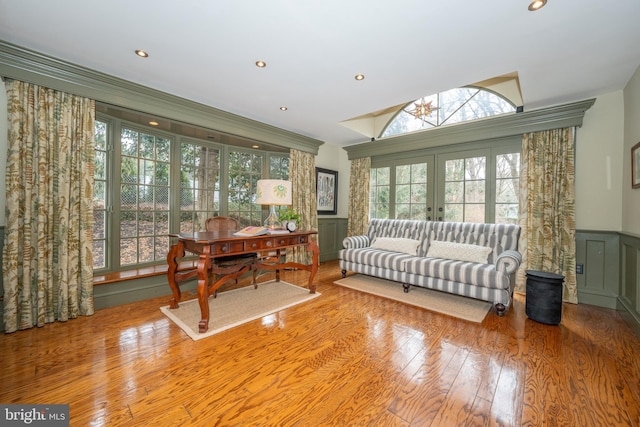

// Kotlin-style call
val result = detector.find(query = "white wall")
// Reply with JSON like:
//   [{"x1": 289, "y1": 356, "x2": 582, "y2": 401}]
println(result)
[
  {"x1": 575, "y1": 91, "x2": 625, "y2": 231},
  {"x1": 315, "y1": 143, "x2": 350, "y2": 218},
  {"x1": 623, "y1": 64, "x2": 640, "y2": 236}
]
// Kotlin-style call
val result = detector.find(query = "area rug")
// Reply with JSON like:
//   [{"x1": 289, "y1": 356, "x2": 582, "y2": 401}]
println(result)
[
  {"x1": 334, "y1": 275, "x2": 491, "y2": 323},
  {"x1": 160, "y1": 280, "x2": 320, "y2": 341}
]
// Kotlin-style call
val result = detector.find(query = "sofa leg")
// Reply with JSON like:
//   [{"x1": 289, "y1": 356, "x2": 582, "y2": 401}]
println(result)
[
  {"x1": 495, "y1": 303, "x2": 506, "y2": 316},
  {"x1": 403, "y1": 283, "x2": 410, "y2": 293},
  {"x1": 341, "y1": 269, "x2": 346, "y2": 278}
]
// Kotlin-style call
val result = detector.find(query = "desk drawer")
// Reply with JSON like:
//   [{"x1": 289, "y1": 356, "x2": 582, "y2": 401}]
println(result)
[
  {"x1": 246, "y1": 239, "x2": 273, "y2": 251},
  {"x1": 294, "y1": 235, "x2": 309, "y2": 244},
  {"x1": 213, "y1": 241, "x2": 245, "y2": 255}
]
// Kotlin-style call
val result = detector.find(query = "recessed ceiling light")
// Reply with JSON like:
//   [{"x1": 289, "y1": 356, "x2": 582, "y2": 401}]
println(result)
[
  {"x1": 149, "y1": 121, "x2": 158, "y2": 126},
  {"x1": 355, "y1": 74, "x2": 365, "y2": 81},
  {"x1": 255, "y1": 60, "x2": 267, "y2": 68},
  {"x1": 280, "y1": 106, "x2": 288, "y2": 111},
  {"x1": 252, "y1": 144, "x2": 260, "y2": 149},
  {"x1": 528, "y1": 0, "x2": 547, "y2": 11},
  {"x1": 135, "y1": 49, "x2": 149, "y2": 58}
]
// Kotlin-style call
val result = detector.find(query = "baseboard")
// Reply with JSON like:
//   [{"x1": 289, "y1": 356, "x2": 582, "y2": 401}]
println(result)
[
  {"x1": 617, "y1": 296, "x2": 640, "y2": 339},
  {"x1": 93, "y1": 276, "x2": 197, "y2": 310},
  {"x1": 577, "y1": 289, "x2": 619, "y2": 309}
]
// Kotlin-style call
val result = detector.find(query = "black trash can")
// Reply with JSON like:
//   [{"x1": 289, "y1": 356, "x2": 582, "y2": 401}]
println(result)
[{"x1": 525, "y1": 270, "x2": 564, "y2": 325}]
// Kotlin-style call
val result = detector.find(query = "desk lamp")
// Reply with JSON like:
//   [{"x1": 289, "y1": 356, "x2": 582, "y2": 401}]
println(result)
[{"x1": 255, "y1": 179, "x2": 292, "y2": 229}]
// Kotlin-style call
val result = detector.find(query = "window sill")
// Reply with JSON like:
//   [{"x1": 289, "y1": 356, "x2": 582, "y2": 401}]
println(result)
[{"x1": 92, "y1": 261, "x2": 197, "y2": 286}]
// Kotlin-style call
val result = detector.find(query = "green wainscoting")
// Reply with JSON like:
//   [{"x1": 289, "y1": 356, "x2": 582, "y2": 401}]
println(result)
[
  {"x1": 92, "y1": 276, "x2": 196, "y2": 311},
  {"x1": 619, "y1": 233, "x2": 640, "y2": 337},
  {"x1": 317, "y1": 218, "x2": 348, "y2": 263},
  {"x1": 576, "y1": 230, "x2": 621, "y2": 308},
  {"x1": 575, "y1": 230, "x2": 640, "y2": 337}
]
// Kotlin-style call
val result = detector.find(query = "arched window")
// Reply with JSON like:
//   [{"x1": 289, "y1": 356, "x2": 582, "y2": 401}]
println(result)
[{"x1": 381, "y1": 87, "x2": 516, "y2": 138}]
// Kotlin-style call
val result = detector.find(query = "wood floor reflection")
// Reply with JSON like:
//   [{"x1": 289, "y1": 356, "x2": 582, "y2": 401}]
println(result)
[{"x1": 1, "y1": 260, "x2": 639, "y2": 426}]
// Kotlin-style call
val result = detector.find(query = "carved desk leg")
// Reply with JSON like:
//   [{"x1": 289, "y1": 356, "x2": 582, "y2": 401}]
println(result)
[
  {"x1": 167, "y1": 241, "x2": 185, "y2": 309},
  {"x1": 275, "y1": 249, "x2": 281, "y2": 282},
  {"x1": 307, "y1": 237, "x2": 320, "y2": 294},
  {"x1": 197, "y1": 247, "x2": 213, "y2": 333}
]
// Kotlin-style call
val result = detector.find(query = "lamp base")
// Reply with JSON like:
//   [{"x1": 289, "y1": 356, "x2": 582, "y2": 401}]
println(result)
[{"x1": 264, "y1": 205, "x2": 280, "y2": 230}]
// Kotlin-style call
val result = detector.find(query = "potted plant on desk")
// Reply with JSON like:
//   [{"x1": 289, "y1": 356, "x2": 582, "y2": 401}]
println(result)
[{"x1": 278, "y1": 208, "x2": 301, "y2": 232}]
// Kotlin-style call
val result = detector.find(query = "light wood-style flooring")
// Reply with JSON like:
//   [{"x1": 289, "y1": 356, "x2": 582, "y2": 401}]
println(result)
[{"x1": 1, "y1": 260, "x2": 639, "y2": 426}]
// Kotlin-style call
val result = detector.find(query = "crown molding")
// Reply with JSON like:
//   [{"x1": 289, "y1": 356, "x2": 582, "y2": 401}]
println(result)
[
  {"x1": 343, "y1": 98, "x2": 596, "y2": 160},
  {"x1": 0, "y1": 41, "x2": 323, "y2": 154}
]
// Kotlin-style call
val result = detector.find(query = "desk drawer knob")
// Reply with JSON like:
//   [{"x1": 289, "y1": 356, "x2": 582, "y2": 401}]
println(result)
[
  {"x1": 251, "y1": 243, "x2": 257, "y2": 249},
  {"x1": 266, "y1": 241, "x2": 272, "y2": 247}
]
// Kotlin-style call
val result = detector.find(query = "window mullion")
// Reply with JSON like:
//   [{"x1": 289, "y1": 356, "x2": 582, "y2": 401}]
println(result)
[
  {"x1": 219, "y1": 145, "x2": 229, "y2": 215},
  {"x1": 111, "y1": 119, "x2": 123, "y2": 271},
  {"x1": 169, "y1": 137, "x2": 183, "y2": 234},
  {"x1": 486, "y1": 149, "x2": 497, "y2": 222}
]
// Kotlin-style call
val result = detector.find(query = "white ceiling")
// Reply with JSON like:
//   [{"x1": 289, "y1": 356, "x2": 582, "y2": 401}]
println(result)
[{"x1": 1, "y1": 0, "x2": 640, "y2": 147}]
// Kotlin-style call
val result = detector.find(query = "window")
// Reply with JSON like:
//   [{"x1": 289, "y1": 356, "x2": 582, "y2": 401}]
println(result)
[
  {"x1": 93, "y1": 120, "x2": 109, "y2": 269},
  {"x1": 370, "y1": 144, "x2": 520, "y2": 224},
  {"x1": 93, "y1": 118, "x2": 289, "y2": 272},
  {"x1": 179, "y1": 143, "x2": 220, "y2": 233},
  {"x1": 369, "y1": 167, "x2": 390, "y2": 219},
  {"x1": 395, "y1": 163, "x2": 429, "y2": 220},
  {"x1": 269, "y1": 155, "x2": 289, "y2": 180},
  {"x1": 443, "y1": 156, "x2": 486, "y2": 222},
  {"x1": 382, "y1": 87, "x2": 516, "y2": 138},
  {"x1": 119, "y1": 127, "x2": 171, "y2": 266},
  {"x1": 495, "y1": 153, "x2": 520, "y2": 224},
  {"x1": 227, "y1": 150, "x2": 264, "y2": 227}
]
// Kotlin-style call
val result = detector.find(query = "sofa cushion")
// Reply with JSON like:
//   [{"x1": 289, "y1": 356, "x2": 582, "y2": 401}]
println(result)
[
  {"x1": 371, "y1": 237, "x2": 421, "y2": 256},
  {"x1": 339, "y1": 248, "x2": 415, "y2": 272},
  {"x1": 427, "y1": 240, "x2": 492, "y2": 263},
  {"x1": 405, "y1": 257, "x2": 510, "y2": 290},
  {"x1": 425, "y1": 221, "x2": 520, "y2": 264}
]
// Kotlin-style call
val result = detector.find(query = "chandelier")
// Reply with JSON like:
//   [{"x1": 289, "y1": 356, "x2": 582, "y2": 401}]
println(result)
[{"x1": 409, "y1": 99, "x2": 440, "y2": 120}]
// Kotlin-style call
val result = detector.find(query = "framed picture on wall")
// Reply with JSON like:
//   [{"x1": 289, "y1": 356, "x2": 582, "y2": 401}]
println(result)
[
  {"x1": 316, "y1": 167, "x2": 338, "y2": 214},
  {"x1": 633, "y1": 141, "x2": 640, "y2": 189}
]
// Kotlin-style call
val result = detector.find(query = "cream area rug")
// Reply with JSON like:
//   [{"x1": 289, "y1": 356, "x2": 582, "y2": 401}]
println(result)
[
  {"x1": 334, "y1": 275, "x2": 491, "y2": 323},
  {"x1": 160, "y1": 280, "x2": 320, "y2": 341}
]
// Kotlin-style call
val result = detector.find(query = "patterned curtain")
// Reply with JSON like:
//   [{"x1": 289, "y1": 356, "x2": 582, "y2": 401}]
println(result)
[
  {"x1": 2, "y1": 79, "x2": 95, "y2": 333},
  {"x1": 288, "y1": 149, "x2": 317, "y2": 264},
  {"x1": 515, "y1": 127, "x2": 577, "y2": 303},
  {"x1": 347, "y1": 157, "x2": 370, "y2": 236}
]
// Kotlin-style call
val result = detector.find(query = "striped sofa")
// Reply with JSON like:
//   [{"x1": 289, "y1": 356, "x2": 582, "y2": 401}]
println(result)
[{"x1": 339, "y1": 219, "x2": 522, "y2": 316}]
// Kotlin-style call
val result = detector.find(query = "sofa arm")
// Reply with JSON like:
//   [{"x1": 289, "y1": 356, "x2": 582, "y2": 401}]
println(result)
[
  {"x1": 495, "y1": 250, "x2": 522, "y2": 275},
  {"x1": 342, "y1": 235, "x2": 370, "y2": 249}
]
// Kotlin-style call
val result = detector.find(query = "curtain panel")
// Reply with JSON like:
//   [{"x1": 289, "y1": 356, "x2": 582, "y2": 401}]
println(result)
[
  {"x1": 347, "y1": 157, "x2": 371, "y2": 237},
  {"x1": 288, "y1": 149, "x2": 318, "y2": 264},
  {"x1": 516, "y1": 127, "x2": 577, "y2": 303},
  {"x1": 2, "y1": 79, "x2": 95, "y2": 333}
]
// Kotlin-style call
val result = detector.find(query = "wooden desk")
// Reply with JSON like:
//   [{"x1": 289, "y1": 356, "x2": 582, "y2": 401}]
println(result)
[{"x1": 166, "y1": 230, "x2": 319, "y2": 333}]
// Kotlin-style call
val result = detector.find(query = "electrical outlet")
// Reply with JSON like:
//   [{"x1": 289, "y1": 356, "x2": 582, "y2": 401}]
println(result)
[{"x1": 576, "y1": 263, "x2": 584, "y2": 274}]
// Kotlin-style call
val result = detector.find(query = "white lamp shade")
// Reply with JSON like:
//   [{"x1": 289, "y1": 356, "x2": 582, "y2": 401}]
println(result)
[{"x1": 255, "y1": 179, "x2": 292, "y2": 205}]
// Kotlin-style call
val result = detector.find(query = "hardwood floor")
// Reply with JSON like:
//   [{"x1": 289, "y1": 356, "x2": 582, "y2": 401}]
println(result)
[{"x1": 1, "y1": 260, "x2": 639, "y2": 426}]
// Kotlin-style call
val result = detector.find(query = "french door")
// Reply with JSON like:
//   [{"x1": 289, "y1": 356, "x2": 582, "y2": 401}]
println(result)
[
  {"x1": 370, "y1": 156, "x2": 436, "y2": 220},
  {"x1": 370, "y1": 144, "x2": 520, "y2": 224}
]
